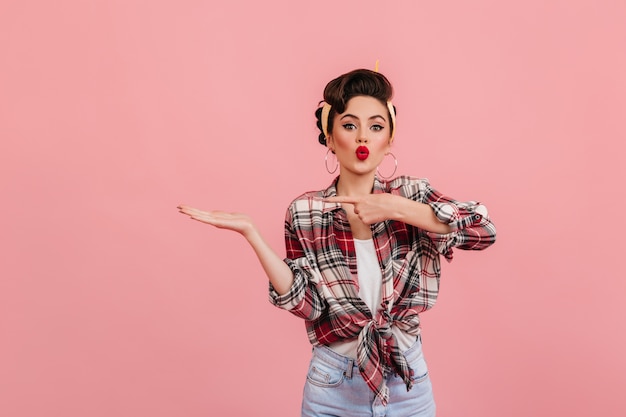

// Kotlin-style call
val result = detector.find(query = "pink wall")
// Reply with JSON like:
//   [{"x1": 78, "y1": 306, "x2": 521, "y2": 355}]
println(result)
[{"x1": 2, "y1": 1, "x2": 625, "y2": 416}]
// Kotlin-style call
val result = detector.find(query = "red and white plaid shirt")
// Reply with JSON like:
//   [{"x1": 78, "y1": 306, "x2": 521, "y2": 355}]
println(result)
[{"x1": 270, "y1": 175, "x2": 496, "y2": 405}]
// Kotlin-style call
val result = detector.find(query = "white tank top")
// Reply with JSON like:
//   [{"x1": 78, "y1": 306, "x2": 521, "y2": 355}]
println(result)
[
  {"x1": 329, "y1": 238, "x2": 416, "y2": 358},
  {"x1": 354, "y1": 238, "x2": 383, "y2": 313}
]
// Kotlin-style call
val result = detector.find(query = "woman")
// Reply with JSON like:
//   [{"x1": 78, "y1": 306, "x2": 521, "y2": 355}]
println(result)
[{"x1": 178, "y1": 68, "x2": 496, "y2": 416}]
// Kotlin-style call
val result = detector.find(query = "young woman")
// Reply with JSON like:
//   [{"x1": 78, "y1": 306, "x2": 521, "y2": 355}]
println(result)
[{"x1": 178, "y1": 69, "x2": 496, "y2": 416}]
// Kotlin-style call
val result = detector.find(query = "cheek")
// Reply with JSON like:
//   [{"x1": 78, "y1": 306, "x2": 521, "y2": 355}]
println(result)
[
  {"x1": 332, "y1": 132, "x2": 353, "y2": 149},
  {"x1": 373, "y1": 140, "x2": 391, "y2": 154}
]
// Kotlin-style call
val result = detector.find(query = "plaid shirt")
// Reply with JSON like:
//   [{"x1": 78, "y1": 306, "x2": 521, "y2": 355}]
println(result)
[{"x1": 269, "y1": 175, "x2": 496, "y2": 405}]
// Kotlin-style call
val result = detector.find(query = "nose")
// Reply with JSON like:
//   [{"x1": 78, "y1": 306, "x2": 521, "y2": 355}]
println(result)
[{"x1": 357, "y1": 131, "x2": 368, "y2": 143}]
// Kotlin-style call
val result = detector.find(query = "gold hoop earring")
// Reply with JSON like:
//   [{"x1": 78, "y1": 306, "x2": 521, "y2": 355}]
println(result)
[
  {"x1": 377, "y1": 152, "x2": 398, "y2": 179},
  {"x1": 325, "y1": 148, "x2": 338, "y2": 174}
]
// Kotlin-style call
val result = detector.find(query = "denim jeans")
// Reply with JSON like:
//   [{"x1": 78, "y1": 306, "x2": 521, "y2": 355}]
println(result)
[{"x1": 301, "y1": 337, "x2": 436, "y2": 417}]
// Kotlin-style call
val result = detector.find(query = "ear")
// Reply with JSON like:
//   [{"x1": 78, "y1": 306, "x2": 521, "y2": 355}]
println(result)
[{"x1": 326, "y1": 135, "x2": 335, "y2": 152}]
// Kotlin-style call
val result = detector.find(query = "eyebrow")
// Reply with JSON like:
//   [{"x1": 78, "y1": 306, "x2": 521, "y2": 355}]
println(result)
[{"x1": 340, "y1": 113, "x2": 387, "y2": 122}]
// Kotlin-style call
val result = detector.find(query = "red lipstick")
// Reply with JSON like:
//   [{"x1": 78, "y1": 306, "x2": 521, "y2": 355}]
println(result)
[{"x1": 356, "y1": 146, "x2": 369, "y2": 161}]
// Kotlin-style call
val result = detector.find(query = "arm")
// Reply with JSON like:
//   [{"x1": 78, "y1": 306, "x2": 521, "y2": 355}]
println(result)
[
  {"x1": 390, "y1": 194, "x2": 453, "y2": 234},
  {"x1": 178, "y1": 204, "x2": 326, "y2": 320},
  {"x1": 421, "y1": 183, "x2": 496, "y2": 253},
  {"x1": 271, "y1": 205, "x2": 326, "y2": 320},
  {"x1": 324, "y1": 178, "x2": 496, "y2": 258},
  {"x1": 323, "y1": 193, "x2": 452, "y2": 234},
  {"x1": 177, "y1": 205, "x2": 294, "y2": 294}
]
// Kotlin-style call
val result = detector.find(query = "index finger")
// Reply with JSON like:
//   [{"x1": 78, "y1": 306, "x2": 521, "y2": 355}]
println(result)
[{"x1": 323, "y1": 196, "x2": 360, "y2": 204}]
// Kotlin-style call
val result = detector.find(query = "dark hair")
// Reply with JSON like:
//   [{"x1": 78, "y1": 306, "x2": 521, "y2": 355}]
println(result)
[{"x1": 315, "y1": 69, "x2": 396, "y2": 146}]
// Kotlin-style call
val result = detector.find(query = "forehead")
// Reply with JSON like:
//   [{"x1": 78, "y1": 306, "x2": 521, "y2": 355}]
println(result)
[{"x1": 342, "y1": 96, "x2": 388, "y2": 117}]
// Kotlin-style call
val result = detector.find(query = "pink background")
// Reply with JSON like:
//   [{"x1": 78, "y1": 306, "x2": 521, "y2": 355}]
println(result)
[{"x1": 2, "y1": 1, "x2": 625, "y2": 416}]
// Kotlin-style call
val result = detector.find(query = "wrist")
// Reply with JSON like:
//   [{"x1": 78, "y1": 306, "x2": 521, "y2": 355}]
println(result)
[
  {"x1": 243, "y1": 224, "x2": 262, "y2": 244},
  {"x1": 391, "y1": 194, "x2": 415, "y2": 222}
]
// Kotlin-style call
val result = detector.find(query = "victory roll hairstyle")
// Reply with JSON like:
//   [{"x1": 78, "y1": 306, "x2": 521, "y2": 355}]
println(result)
[{"x1": 315, "y1": 69, "x2": 397, "y2": 146}]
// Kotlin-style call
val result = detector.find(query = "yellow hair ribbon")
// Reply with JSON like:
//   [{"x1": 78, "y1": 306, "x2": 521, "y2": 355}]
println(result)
[{"x1": 321, "y1": 102, "x2": 332, "y2": 139}]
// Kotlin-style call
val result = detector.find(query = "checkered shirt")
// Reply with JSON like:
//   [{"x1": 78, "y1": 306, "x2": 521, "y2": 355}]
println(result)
[{"x1": 269, "y1": 175, "x2": 497, "y2": 405}]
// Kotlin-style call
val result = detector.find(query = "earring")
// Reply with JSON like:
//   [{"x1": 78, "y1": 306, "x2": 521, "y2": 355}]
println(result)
[
  {"x1": 325, "y1": 148, "x2": 338, "y2": 174},
  {"x1": 377, "y1": 152, "x2": 398, "y2": 179}
]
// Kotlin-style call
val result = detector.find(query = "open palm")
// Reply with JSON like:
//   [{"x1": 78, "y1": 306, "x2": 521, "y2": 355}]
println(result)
[{"x1": 178, "y1": 205, "x2": 255, "y2": 237}]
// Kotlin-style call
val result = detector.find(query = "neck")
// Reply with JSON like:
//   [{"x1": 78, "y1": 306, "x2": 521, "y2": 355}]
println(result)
[{"x1": 335, "y1": 171, "x2": 376, "y2": 197}]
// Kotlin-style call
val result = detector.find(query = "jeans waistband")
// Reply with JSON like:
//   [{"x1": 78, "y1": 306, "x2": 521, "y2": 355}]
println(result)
[
  {"x1": 312, "y1": 344, "x2": 359, "y2": 371},
  {"x1": 312, "y1": 334, "x2": 423, "y2": 373}
]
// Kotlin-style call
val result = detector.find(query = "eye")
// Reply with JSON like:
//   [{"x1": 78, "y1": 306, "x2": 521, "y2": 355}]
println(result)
[
  {"x1": 342, "y1": 123, "x2": 356, "y2": 130},
  {"x1": 370, "y1": 125, "x2": 384, "y2": 132}
]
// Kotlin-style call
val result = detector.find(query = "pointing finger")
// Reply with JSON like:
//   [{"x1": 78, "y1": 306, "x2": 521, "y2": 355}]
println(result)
[{"x1": 323, "y1": 196, "x2": 360, "y2": 204}]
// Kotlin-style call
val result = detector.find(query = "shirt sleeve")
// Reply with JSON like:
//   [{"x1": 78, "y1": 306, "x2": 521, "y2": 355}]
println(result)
[
  {"x1": 417, "y1": 179, "x2": 497, "y2": 261},
  {"x1": 268, "y1": 204, "x2": 326, "y2": 321}
]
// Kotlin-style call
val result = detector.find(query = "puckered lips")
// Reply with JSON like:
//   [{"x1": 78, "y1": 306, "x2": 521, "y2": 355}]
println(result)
[{"x1": 356, "y1": 146, "x2": 370, "y2": 161}]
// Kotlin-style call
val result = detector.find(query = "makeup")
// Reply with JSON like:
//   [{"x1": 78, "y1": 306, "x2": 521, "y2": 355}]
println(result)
[{"x1": 356, "y1": 146, "x2": 369, "y2": 161}]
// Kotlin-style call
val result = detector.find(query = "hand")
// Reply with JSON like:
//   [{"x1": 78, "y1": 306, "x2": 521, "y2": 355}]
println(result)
[
  {"x1": 178, "y1": 205, "x2": 295, "y2": 293},
  {"x1": 177, "y1": 205, "x2": 256, "y2": 237},
  {"x1": 323, "y1": 194, "x2": 399, "y2": 225}
]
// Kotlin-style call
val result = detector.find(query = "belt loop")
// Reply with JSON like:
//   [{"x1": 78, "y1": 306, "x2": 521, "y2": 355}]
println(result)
[{"x1": 345, "y1": 359, "x2": 354, "y2": 379}]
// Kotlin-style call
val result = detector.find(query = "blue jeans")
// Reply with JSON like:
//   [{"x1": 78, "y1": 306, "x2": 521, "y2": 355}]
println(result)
[{"x1": 301, "y1": 337, "x2": 436, "y2": 416}]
